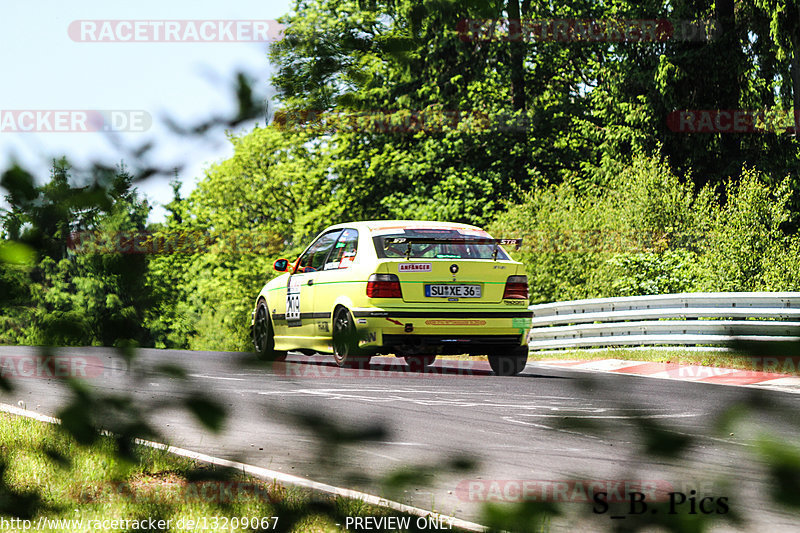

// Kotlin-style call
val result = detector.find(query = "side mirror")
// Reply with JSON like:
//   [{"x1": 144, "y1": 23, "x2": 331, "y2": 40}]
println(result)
[{"x1": 273, "y1": 258, "x2": 289, "y2": 272}]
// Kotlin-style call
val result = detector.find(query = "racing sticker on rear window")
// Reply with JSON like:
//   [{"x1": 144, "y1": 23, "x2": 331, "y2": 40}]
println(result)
[{"x1": 399, "y1": 263, "x2": 432, "y2": 272}]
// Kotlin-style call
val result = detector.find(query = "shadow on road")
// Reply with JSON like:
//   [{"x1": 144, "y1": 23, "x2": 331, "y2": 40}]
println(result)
[{"x1": 250, "y1": 354, "x2": 565, "y2": 380}]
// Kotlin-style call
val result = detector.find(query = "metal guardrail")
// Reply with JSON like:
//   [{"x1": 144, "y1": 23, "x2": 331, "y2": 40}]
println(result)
[{"x1": 528, "y1": 292, "x2": 800, "y2": 350}]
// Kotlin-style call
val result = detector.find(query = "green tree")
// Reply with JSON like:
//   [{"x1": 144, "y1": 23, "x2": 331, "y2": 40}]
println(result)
[
  {"x1": 698, "y1": 168, "x2": 798, "y2": 291},
  {"x1": 271, "y1": 0, "x2": 540, "y2": 224},
  {"x1": 491, "y1": 154, "x2": 715, "y2": 301},
  {"x1": 147, "y1": 125, "x2": 331, "y2": 350},
  {"x1": 1, "y1": 161, "x2": 152, "y2": 346}
]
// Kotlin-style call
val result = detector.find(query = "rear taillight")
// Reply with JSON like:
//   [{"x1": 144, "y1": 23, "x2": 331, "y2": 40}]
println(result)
[
  {"x1": 366, "y1": 274, "x2": 403, "y2": 298},
  {"x1": 503, "y1": 275, "x2": 529, "y2": 300}
]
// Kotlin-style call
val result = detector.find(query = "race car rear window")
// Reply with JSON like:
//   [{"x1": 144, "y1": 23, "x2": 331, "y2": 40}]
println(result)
[{"x1": 372, "y1": 229, "x2": 510, "y2": 260}]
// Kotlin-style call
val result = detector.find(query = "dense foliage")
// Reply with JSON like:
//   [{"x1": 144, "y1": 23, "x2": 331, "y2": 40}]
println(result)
[
  {"x1": 492, "y1": 158, "x2": 800, "y2": 303},
  {"x1": 1, "y1": 161, "x2": 151, "y2": 347}
]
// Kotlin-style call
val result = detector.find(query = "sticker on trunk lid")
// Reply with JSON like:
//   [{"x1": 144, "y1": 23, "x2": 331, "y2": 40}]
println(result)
[{"x1": 399, "y1": 263, "x2": 432, "y2": 272}]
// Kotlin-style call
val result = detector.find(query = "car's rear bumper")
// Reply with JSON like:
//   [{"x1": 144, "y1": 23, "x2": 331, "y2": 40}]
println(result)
[
  {"x1": 381, "y1": 334, "x2": 524, "y2": 355},
  {"x1": 351, "y1": 307, "x2": 532, "y2": 355}
]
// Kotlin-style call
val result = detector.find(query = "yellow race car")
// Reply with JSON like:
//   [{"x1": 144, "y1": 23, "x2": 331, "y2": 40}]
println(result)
[{"x1": 250, "y1": 220, "x2": 532, "y2": 375}]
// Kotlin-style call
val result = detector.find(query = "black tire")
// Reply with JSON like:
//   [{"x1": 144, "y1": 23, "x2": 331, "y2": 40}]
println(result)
[
  {"x1": 404, "y1": 355, "x2": 436, "y2": 372},
  {"x1": 488, "y1": 347, "x2": 528, "y2": 376},
  {"x1": 253, "y1": 300, "x2": 287, "y2": 362},
  {"x1": 332, "y1": 307, "x2": 371, "y2": 368}
]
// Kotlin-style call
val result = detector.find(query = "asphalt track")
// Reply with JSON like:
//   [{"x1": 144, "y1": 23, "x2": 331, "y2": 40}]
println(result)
[{"x1": 2, "y1": 346, "x2": 800, "y2": 532}]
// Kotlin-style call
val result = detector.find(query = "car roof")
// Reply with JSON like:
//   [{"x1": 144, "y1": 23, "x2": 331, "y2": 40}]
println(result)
[{"x1": 323, "y1": 220, "x2": 487, "y2": 233}]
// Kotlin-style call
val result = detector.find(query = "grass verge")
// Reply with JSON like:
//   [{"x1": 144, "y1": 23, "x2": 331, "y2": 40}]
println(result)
[{"x1": 0, "y1": 412, "x2": 468, "y2": 532}]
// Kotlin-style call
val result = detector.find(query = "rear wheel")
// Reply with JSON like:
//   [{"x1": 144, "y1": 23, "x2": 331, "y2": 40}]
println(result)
[
  {"x1": 404, "y1": 355, "x2": 436, "y2": 372},
  {"x1": 332, "y1": 307, "x2": 371, "y2": 368},
  {"x1": 488, "y1": 347, "x2": 528, "y2": 376},
  {"x1": 253, "y1": 300, "x2": 287, "y2": 362}
]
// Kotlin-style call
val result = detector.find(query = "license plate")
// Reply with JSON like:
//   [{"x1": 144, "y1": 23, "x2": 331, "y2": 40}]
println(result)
[{"x1": 424, "y1": 284, "x2": 482, "y2": 298}]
